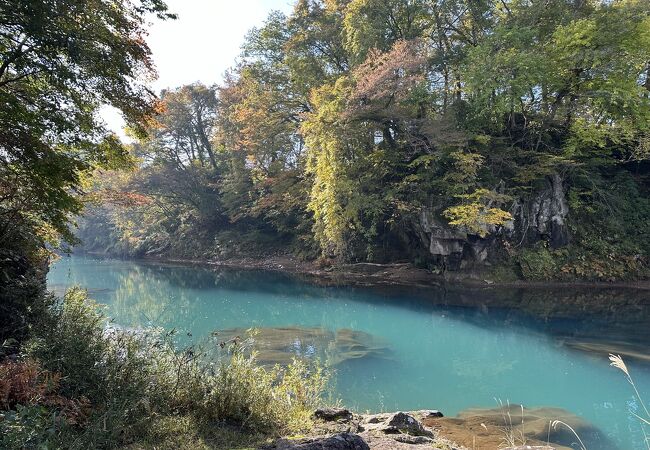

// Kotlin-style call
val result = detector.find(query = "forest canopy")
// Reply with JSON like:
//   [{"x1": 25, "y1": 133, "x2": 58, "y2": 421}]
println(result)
[{"x1": 76, "y1": 0, "x2": 650, "y2": 281}]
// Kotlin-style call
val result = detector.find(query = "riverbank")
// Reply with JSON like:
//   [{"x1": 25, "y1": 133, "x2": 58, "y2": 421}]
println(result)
[
  {"x1": 261, "y1": 406, "x2": 605, "y2": 450},
  {"x1": 47, "y1": 255, "x2": 650, "y2": 450},
  {"x1": 125, "y1": 252, "x2": 650, "y2": 291},
  {"x1": 124, "y1": 406, "x2": 591, "y2": 449}
]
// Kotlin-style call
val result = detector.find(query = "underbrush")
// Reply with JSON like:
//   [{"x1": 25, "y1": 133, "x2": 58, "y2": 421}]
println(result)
[{"x1": 0, "y1": 288, "x2": 329, "y2": 449}]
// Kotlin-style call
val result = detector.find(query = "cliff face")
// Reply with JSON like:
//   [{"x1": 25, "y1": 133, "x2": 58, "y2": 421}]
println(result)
[{"x1": 419, "y1": 173, "x2": 570, "y2": 270}]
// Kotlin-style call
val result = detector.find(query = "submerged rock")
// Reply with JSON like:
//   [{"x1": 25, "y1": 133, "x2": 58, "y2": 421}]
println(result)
[
  {"x1": 421, "y1": 404, "x2": 616, "y2": 450},
  {"x1": 214, "y1": 326, "x2": 391, "y2": 366}
]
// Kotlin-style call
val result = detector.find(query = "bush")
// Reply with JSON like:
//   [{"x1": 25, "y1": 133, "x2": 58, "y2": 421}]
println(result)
[
  {"x1": 516, "y1": 244, "x2": 558, "y2": 281},
  {"x1": 202, "y1": 352, "x2": 327, "y2": 433},
  {"x1": 0, "y1": 218, "x2": 53, "y2": 356},
  {"x1": 1, "y1": 288, "x2": 330, "y2": 449}
]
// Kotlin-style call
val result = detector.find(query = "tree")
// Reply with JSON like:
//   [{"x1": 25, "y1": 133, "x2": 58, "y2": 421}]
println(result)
[
  {"x1": 0, "y1": 0, "x2": 174, "y2": 245},
  {"x1": 74, "y1": 0, "x2": 650, "y2": 279}
]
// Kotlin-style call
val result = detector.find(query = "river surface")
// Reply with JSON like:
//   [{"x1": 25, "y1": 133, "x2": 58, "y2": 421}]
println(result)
[{"x1": 48, "y1": 256, "x2": 650, "y2": 449}]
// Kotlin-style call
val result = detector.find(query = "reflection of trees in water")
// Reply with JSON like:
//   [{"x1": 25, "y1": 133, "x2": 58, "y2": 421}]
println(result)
[
  {"x1": 104, "y1": 260, "x2": 650, "y2": 362},
  {"x1": 136, "y1": 262, "x2": 360, "y2": 300},
  {"x1": 108, "y1": 264, "x2": 198, "y2": 330}
]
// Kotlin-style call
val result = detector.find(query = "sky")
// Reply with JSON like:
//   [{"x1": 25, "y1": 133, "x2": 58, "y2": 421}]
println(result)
[{"x1": 102, "y1": 0, "x2": 294, "y2": 139}]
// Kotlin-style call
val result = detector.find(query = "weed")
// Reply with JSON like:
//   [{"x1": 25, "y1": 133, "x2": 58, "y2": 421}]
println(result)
[{"x1": 610, "y1": 354, "x2": 650, "y2": 450}]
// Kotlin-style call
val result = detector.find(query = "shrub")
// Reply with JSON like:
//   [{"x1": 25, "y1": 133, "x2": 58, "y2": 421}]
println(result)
[
  {"x1": 202, "y1": 351, "x2": 327, "y2": 433},
  {"x1": 516, "y1": 244, "x2": 558, "y2": 281},
  {"x1": 1, "y1": 288, "x2": 330, "y2": 449}
]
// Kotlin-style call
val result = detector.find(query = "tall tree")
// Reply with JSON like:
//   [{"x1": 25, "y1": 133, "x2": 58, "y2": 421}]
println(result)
[{"x1": 0, "y1": 0, "x2": 174, "y2": 244}]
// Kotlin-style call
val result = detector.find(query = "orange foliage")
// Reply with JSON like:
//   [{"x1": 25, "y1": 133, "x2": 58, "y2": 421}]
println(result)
[
  {"x1": 96, "y1": 189, "x2": 153, "y2": 207},
  {"x1": 349, "y1": 39, "x2": 427, "y2": 118},
  {"x1": 0, "y1": 359, "x2": 91, "y2": 425}
]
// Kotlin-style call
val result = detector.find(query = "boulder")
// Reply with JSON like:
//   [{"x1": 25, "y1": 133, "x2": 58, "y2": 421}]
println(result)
[
  {"x1": 379, "y1": 412, "x2": 434, "y2": 437},
  {"x1": 266, "y1": 433, "x2": 369, "y2": 450},
  {"x1": 421, "y1": 410, "x2": 444, "y2": 418},
  {"x1": 314, "y1": 407, "x2": 354, "y2": 422}
]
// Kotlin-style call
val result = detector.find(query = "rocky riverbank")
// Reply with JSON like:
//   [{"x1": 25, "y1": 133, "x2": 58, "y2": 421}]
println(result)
[{"x1": 263, "y1": 405, "x2": 607, "y2": 450}]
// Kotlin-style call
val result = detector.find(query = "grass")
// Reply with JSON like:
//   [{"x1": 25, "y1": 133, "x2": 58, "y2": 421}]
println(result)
[
  {"x1": 119, "y1": 415, "x2": 272, "y2": 450},
  {"x1": 610, "y1": 354, "x2": 650, "y2": 450},
  {"x1": 0, "y1": 287, "x2": 331, "y2": 450},
  {"x1": 493, "y1": 399, "x2": 527, "y2": 449}
]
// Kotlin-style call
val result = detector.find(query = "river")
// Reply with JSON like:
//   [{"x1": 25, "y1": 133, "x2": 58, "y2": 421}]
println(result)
[{"x1": 48, "y1": 255, "x2": 650, "y2": 449}]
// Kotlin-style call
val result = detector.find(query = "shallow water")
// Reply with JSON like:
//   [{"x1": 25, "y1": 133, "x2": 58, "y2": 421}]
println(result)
[{"x1": 48, "y1": 256, "x2": 650, "y2": 449}]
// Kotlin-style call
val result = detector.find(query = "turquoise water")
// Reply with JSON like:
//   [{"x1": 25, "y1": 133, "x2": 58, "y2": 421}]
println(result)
[{"x1": 48, "y1": 256, "x2": 650, "y2": 449}]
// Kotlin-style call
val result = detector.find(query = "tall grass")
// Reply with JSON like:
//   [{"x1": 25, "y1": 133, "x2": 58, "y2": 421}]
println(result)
[
  {"x1": 0, "y1": 287, "x2": 330, "y2": 449},
  {"x1": 494, "y1": 399, "x2": 526, "y2": 448},
  {"x1": 610, "y1": 354, "x2": 650, "y2": 450}
]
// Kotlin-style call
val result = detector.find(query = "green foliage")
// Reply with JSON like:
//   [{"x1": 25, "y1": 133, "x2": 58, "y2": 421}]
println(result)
[
  {"x1": 443, "y1": 189, "x2": 513, "y2": 237},
  {"x1": 1, "y1": 288, "x2": 330, "y2": 449},
  {"x1": 558, "y1": 171, "x2": 650, "y2": 281},
  {"x1": 69, "y1": 0, "x2": 650, "y2": 279},
  {"x1": 203, "y1": 352, "x2": 327, "y2": 433},
  {"x1": 0, "y1": 217, "x2": 53, "y2": 354},
  {"x1": 517, "y1": 244, "x2": 559, "y2": 281},
  {"x1": 0, "y1": 0, "x2": 174, "y2": 245},
  {"x1": 0, "y1": 404, "x2": 60, "y2": 450}
]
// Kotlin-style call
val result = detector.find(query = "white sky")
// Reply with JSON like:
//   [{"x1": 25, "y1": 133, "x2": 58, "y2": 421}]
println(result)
[{"x1": 102, "y1": 0, "x2": 294, "y2": 139}]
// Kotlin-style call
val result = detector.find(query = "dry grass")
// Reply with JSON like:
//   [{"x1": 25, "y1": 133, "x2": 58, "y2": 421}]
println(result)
[
  {"x1": 494, "y1": 399, "x2": 527, "y2": 448},
  {"x1": 609, "y1": 354, "x2": 650, "y2": 450}
]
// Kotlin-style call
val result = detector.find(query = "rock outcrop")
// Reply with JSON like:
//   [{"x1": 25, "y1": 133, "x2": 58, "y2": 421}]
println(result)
[
  {"x1": 419, "y1": 173, "x2": 570, "y2": 269},
  {"x1": 267, "y1": 409, "x2": 465, "y2": 450},
  {"x1": 264, "y1": 404, "x2": 623, "y2": 450}
]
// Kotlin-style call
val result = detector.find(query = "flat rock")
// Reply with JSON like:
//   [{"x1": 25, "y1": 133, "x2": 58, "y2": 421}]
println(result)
[
  {"x1": 391, "y1": 434, "x2": 434, "y2": 444},
  {"x1": 314, "y1": 407, "x2": 354, "y2": 422},
  {"x1": 265, "y1": 432, "x2": 369, "y2": 450},
  {"x1": 379, "y1": 412, "x2": 434, "y2": 437},
  {"x1": 503, "y1": 447, "x2": 555, "y2": 450},
  {"x1": 418, "y1": 409, "x2": 444, "y2": 418},
  {"x1": 422, "y1": 404, "x2": 616, "y2": 450}
]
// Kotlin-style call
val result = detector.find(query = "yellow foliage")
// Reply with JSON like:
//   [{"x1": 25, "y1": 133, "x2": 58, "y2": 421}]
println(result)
[{"x1": 443, "y1": 189, "x2": 513, "y2": 237}]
